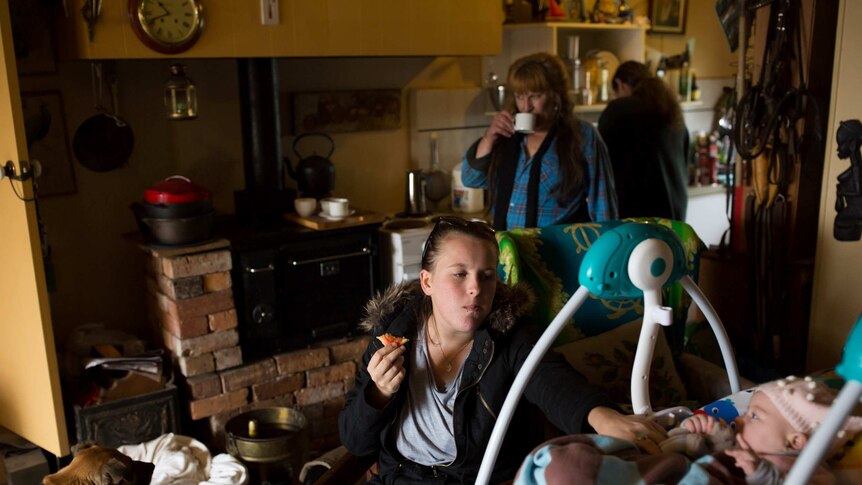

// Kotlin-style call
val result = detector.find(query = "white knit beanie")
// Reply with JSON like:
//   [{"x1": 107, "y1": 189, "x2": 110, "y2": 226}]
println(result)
[{"x1": 757, "y1": 376, "x2": 862, "y2": 439}]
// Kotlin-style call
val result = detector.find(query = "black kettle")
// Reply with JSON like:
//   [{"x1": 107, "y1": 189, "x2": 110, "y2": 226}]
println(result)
[{"x1": 284, "y1": 132, "x2": 336, "y2": 198}]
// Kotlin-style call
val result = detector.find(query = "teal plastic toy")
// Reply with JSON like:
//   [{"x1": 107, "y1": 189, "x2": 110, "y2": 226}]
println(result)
[
  {"x1": 477, "y1": 221, "x2": 741, "y2": 485},
  {"x1": 579, "y1": 222, "x2": 688, "y2": 299},
  {"x1": 837, "y1": 314, "x2": 862, "y2": 383},
  {"x1": 786, "y1": 314, "x2": 862, "y2": 485}
]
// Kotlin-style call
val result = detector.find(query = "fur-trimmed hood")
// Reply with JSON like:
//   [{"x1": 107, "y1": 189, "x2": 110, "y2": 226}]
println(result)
[{"x1": 360, "y1": 280, "x2": 535, "y2": 336}]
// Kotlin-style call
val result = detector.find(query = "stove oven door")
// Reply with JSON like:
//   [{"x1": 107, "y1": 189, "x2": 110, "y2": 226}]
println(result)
[
  {"x1": 281, "y1": 232, "x2": 375, "y2": 345},
  {"x1": 236, "y1": 248, "x2": 304, "y2": 360}
]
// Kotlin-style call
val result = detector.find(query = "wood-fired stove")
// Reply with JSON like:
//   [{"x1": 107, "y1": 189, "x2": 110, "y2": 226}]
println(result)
[{"x1": 226, "y1": 221, "x2": 380, "y2": 361}]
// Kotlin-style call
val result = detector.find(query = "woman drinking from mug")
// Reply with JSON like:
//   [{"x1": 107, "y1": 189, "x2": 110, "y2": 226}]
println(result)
[
  {"x1": 339, "y1": 216, "x2": 665, "y2": 484},
  {"x1": 460, "y1": 52, "x2": 619, "y2": 230}
]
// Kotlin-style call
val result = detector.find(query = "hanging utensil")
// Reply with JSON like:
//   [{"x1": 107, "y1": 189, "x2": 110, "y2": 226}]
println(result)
[
  {"x1": 424, "y1": 132, "x2": 450, "y2": 203},
  {"x1": 72, "y1": 62, "x2": 135, "y2": 172},
  {"x1": 81, "y1": 0, "x2": 101, "y2": 41}
]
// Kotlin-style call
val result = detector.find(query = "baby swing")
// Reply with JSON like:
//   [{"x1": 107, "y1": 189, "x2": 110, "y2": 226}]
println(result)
[{"x1": 476, "y1": 221, "x2": 861, "y2": 485}]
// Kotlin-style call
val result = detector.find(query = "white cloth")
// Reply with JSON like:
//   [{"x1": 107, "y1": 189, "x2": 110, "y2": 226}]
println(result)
[{"x1": 118, "y1": 433, "x2": 248, "y2": 485}]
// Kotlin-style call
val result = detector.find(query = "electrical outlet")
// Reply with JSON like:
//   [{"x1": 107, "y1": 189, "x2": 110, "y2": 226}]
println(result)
[{"x1": 260, "y1": 0, "x2": 279, "y2": 25}]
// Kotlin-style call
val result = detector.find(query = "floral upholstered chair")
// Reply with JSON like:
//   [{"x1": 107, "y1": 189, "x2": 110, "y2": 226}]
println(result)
[{"x1": 496, "y1": 218, "x2": 739, "y2": 410}]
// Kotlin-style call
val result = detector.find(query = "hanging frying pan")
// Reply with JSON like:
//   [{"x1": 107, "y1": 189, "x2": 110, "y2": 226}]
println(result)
[{"x1": 73, "y1": 63, "x2": 134, "y2": 172}]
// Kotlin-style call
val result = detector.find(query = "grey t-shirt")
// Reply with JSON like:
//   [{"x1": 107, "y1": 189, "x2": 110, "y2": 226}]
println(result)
[{"x1": 393, "y1": 322, "x2": 464, "y2": 466}]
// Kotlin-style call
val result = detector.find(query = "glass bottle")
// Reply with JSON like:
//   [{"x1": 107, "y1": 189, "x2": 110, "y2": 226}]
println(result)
[
  {"x1": 599, "y1": 68, "x2": 610, "y2": 103},
  {"x1": 164, "y1": 64, "x2": 198, "y2": 120},
  {"x1": 691, "y1": 71, "x2": 701, "y2": 102},
  {"x1": 570, "y1": 0, "x2": 587, "y2": 21},
  {"x1": 679, "y1": 61, "x2": 691, "y2": 102},
  {"x1": 581, "y1": 70, "x2": 593, "y2": 106},
  {"x1": 564, "y1": 36, "x2": 582, "y2": 94}
]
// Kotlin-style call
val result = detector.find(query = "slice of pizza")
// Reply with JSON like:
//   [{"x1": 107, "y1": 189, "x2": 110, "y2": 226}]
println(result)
[{"x1": 377, "y1": 333, "x2": 409, "y2": 347}]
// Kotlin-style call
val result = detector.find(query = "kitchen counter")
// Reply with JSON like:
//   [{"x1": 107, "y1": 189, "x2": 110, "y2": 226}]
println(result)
[
  {"x1": 688, "y1": 184, "x2": 727, "y2": 197},
  {"x1": 685, "y1": 185, "x2": 730, "y2": 249},
  {"x1": 213, "y1": 213, "x2": 383, "y2": 251},
  {"x1": 382, "y1": 210, "x2": 491, "y2": 226}
]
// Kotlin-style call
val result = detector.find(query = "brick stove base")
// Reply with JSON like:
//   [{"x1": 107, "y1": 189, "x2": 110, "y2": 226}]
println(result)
[
  {"x1": 201, "y1": 338, "x2": 369, "y2": 456},
  {"x1": 141, "y1": 239, "x2": 368, "y2": 458}
]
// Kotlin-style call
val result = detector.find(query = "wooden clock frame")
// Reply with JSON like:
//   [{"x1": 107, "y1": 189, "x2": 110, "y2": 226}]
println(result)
[{"x1": 128, "y1": 0, "x2": 204, "y2": 54}]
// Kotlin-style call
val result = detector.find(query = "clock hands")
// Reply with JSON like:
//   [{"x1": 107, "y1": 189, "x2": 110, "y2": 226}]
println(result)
[{"x1": 147, "y1": 1, "x2": 171, "y2": 24}]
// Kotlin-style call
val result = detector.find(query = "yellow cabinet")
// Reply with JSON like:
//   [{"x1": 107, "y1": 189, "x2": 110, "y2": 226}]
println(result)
[{"x1": 57, "y1": 0, "x2": 503, "y2": 59}]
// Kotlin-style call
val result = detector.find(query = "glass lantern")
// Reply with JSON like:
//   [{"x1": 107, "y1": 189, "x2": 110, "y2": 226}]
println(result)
[{"x1": 164, "y1": 64, "x2": 198, "y2": 120}]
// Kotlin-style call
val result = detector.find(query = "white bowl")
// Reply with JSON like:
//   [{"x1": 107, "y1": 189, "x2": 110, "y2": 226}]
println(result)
[{"x1": 294, "y1": 198, "x2": 317, "y2": 217}]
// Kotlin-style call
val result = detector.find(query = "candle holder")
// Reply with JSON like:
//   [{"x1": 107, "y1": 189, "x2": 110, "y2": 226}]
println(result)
[{"x1": 164, "y1": 64, "x2": 198, "y2": 120}]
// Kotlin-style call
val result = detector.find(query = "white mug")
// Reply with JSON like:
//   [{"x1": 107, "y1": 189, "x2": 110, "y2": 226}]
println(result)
[
  {"x1": 320, "y1": 197, "x2": 349, "y2": 217},
  {"x1": 294, "y1": 197, "x2": 317, "y2": 217},
  {"x1": 514, "y1": 113, "x2": 536, "y2": 133}
]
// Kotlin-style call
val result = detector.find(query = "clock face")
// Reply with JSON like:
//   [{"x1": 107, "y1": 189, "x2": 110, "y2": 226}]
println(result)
[{"x1": 130, "y1": 0, "x2": 204, "y2": 54}]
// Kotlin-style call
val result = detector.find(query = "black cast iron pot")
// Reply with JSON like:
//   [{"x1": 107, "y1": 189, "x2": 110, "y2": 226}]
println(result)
[
  {"x1": 131, "y1": 200, "x2": 213, "y2": 219},
  {"x1": 139, "y1": 211, "x2": 214, "y2": 246}
]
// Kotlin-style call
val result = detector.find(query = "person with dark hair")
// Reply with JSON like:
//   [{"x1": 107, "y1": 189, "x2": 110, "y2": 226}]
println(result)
[
  {"x1": 598, "y1": 60, "x2": 690, "y2": 220},
  {"x1": 339, "y1": 216, "x2": 666, "y2": 484},
  {"x1": 460, "y1": 52, "x2": 619, "y2": 230}
]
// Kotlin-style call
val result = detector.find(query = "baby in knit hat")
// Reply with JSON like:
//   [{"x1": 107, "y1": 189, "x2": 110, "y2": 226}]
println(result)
[{"x1": 681, "y1": 375, "x2": 862, "y2": 484}]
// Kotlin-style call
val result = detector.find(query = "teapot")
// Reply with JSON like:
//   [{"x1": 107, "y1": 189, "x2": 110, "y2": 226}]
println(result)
[{"x1": 284, "y1": 132, "x2": 336, "y2": 199}]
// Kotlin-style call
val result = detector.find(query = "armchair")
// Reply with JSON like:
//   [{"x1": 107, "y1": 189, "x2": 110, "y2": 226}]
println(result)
[{"x1": 495, "y1": 219, "x2": 745, "y2": 409}]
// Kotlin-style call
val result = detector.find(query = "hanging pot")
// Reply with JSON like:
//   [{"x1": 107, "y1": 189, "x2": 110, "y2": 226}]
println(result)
[
  {"x1": 73, "y1": 63, "x2": 134, "y2": 172},
  {"x1": 284, "y1": 132, "x2": 336, "y2": 199}
]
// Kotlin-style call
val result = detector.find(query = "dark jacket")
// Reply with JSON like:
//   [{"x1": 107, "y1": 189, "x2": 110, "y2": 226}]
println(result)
[
  {"x1": 598, "y1": 95, "x2": 689, "y2": 220},
  {"x1": 338, "y1": 281, "x2": 617, "y2": 484}
]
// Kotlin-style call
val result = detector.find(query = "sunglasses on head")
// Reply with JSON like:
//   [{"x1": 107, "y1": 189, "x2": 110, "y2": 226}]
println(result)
[{"x1": 421, "y1": 216, "x2": 496, "y2": 263}]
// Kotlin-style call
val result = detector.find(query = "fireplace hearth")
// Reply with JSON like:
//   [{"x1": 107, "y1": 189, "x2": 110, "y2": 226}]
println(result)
[
  {"x1": 138, "y1": 58, "x2": 382, "y2": 456},
  {"x1": 142, "y1": 239, "x2": 374, "y2": 456}
]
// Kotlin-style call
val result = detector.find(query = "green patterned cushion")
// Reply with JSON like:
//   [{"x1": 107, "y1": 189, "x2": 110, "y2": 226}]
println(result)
[{"x1": 496, "y1": 218, "x2": 705, "y2": 352}]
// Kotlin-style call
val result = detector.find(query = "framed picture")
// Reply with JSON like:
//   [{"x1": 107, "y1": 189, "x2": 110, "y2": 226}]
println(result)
[
  {"x1": 21, "y1": 91, "x2": 77, "y2": 197},
  {"x1": 292, "y1": 89, "x2": 401, "y2": 135},
  {"x1": 650, "y1": 0, "x2": 688, "y2": 34}
]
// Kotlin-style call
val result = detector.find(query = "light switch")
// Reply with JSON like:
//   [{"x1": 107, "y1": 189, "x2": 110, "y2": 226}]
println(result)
[{"x1": 260, "y1": 0, "x2": 279, "y2": 25}]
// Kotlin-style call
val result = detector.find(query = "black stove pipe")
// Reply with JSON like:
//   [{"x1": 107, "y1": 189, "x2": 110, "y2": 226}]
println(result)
[{"x1": 234, "y1": 58, "x2": 293, "y2": 222}]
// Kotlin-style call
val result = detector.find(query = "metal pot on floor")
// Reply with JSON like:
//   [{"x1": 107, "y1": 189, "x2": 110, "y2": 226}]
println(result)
[{"x1": 225, "y1": 407, "x2": 309, "y2": 483}]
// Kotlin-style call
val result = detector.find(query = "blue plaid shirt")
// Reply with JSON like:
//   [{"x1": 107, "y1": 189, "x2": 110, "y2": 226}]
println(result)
[{"x1": 461, "y1": 119, "x2": 619, "y2": 229}]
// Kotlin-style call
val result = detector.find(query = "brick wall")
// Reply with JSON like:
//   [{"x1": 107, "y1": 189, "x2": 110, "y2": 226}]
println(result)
[{"x1": 142, "y1": 240, "x2": 369, "y2": 457}]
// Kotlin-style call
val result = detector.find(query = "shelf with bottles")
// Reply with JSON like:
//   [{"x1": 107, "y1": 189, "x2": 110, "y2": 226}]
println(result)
[
  {"x1": 482, "y1": 21, "x2": 646, "y2": 109},
  {"x1": 501, "y1": 21, "x2": 645, "y2": 65},
  {"x1": 571, "y1": 99, "x2": 703, "y2": 114}
]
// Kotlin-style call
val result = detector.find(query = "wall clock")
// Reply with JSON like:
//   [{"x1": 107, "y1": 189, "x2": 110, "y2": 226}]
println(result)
[{"x1": 129, "y1": 0, "x2": 204, "y2": 54}]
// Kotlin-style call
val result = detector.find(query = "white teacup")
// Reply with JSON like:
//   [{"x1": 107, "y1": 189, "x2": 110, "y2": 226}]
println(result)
[
  {"x1": 294, "y1": 197, "x2": 317, "y2": 217},
  {"x1": 514, "y1": 112, "x2": 536, "y2": 133},
  {"x1": 320, "y1": 197, "x2": 350, "y2": 217}
]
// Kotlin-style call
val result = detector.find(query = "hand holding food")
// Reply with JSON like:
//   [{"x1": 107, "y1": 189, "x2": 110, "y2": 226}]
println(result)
[
  {"x1": 367, "y1": 334, "x2": 408, "y2": 407},
  {"x1": 377, "y1": 333, "x2": 409, "y2": 347}
]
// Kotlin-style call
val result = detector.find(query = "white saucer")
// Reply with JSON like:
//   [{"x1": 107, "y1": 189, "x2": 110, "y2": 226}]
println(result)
[{"x1": 319, "y1": 209, "x2": 355, "y2": 220}]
